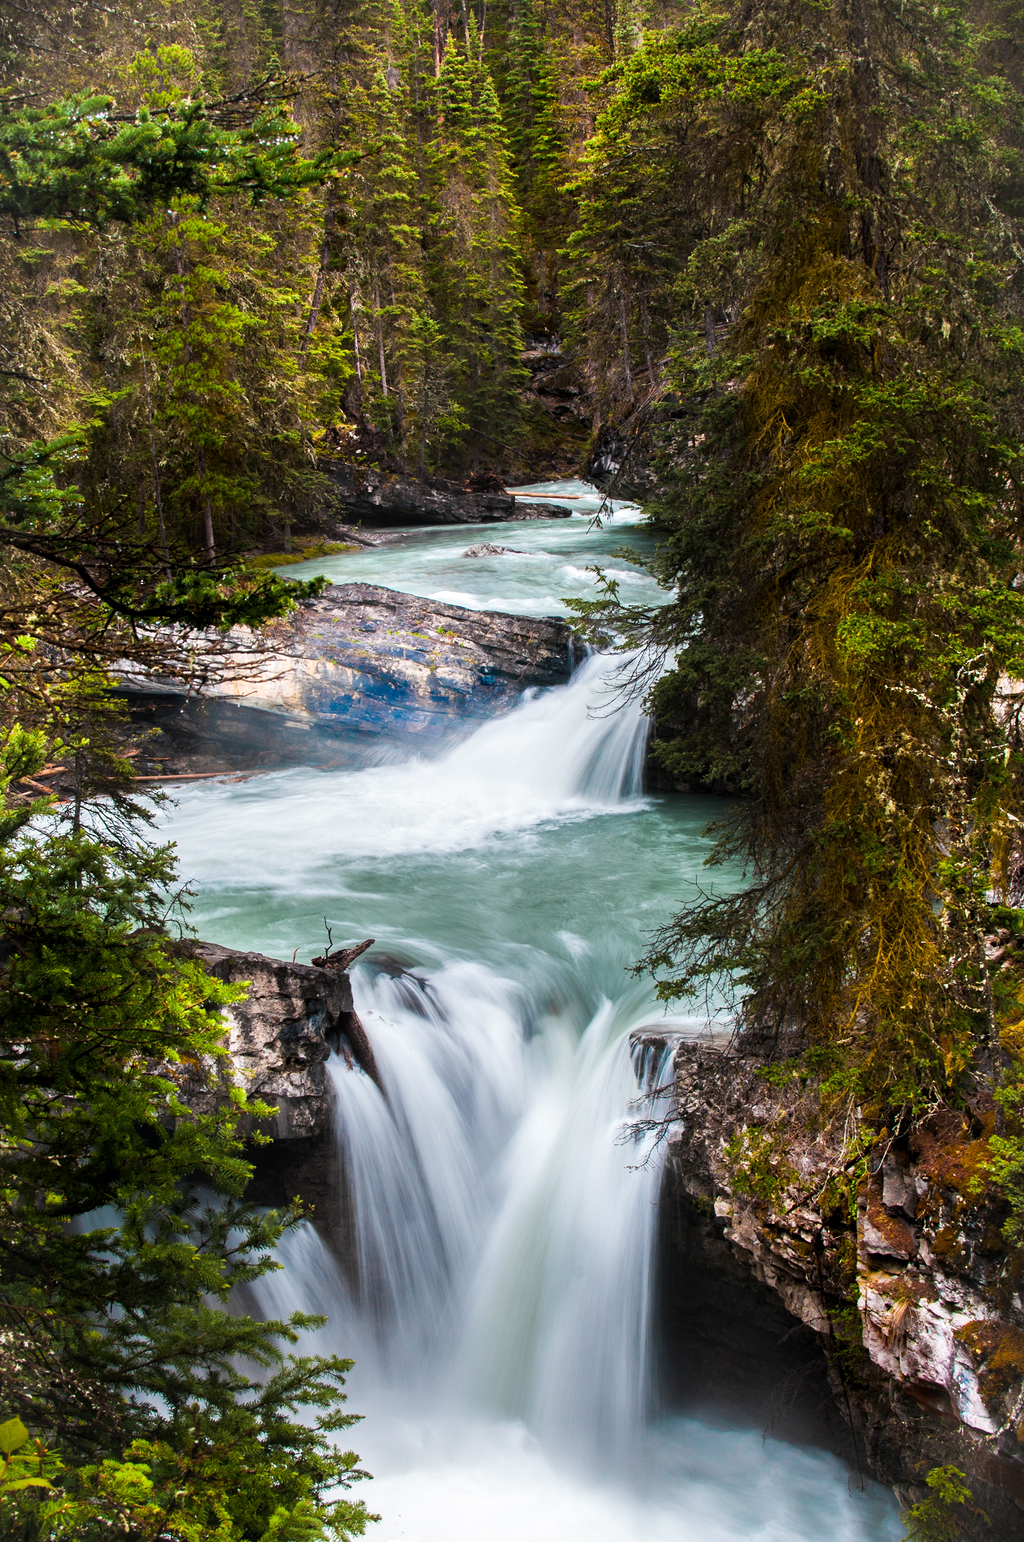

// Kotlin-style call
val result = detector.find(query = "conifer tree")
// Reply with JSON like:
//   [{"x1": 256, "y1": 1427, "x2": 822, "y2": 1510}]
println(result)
[
  {"x1": 569, "y1": 0, "x2": 1024, "y2": 1111},
  {"x1": 342, "y1": 51, "x2": 428, "y2": 465},
  {"x1": 495, "y1": 0, "x2": 568, "y2": 322},
  {"x1": 424, "y1": 24, "x2": 526, "y2": 470}
]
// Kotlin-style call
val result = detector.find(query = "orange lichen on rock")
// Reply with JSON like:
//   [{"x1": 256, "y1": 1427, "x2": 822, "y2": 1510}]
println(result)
[
  {"x1": 911, "y1": 1113, "x2": 993, "y2": 1201},
  {"x1": 955, "y1": 1321, "x2": 1024, "y2": 1408}
]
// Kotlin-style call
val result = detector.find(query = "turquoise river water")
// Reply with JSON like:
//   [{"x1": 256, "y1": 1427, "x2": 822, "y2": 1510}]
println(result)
[{"x1": 156, "y1": 484, "x2": 902, "y2": 1542}]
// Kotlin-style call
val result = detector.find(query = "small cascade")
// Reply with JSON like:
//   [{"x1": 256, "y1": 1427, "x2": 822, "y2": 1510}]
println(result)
[
  {"x1": 163, "y1": 650, "x2": 651, "y2": 879},
  {"x1": 328, "y1": 960, "x2": 526, "y2": 1379},
  {"x1": 460, "y1": 1012, "x2": 674, "y2": 1468}
]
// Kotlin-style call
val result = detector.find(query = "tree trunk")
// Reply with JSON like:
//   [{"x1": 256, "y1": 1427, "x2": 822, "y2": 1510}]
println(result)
[
  {"x1": 301, "y1": 185, "x2": 336, "y2": 351},
  {"x1": 196, "y1": 447, "x2": 216, "y2": 563}
]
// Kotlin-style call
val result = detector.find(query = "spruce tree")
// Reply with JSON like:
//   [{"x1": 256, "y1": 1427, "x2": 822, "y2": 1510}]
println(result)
[
  {"x1": 569, "y1": 0, "x2": 1024, "y2": 1111},
  {"x1": 424, "y1": 23, "x2": 526, "y2": 471}
]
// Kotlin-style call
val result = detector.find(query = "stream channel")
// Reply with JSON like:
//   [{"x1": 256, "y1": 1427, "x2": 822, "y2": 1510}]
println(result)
[{"x1": 158, "y1": 482, "x2": 902, "y2": 1541}]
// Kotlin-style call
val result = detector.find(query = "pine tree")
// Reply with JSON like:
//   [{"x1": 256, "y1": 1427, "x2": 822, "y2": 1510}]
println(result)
[
  {"x1": 570, "y1": 0, "x2": 1024, "y2": 1110},
  {"x1": 494, "y1": 0, "x2": 568, "y2": 325},
  {"x1": 424, "y1": 23, "x2": 526, "y2": 471}
]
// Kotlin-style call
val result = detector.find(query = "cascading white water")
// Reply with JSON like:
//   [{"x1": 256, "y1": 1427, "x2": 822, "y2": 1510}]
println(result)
[
  {"x1": 178, "y1": 650, "x2": 650, "y2": 881},
  {"x1": 164, "y1": 566, "x2": 901, "y2": 1540}
]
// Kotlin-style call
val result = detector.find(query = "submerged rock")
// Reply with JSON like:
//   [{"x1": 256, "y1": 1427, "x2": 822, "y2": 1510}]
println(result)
[
  {"x1": 142, "y1": 584, "x2": 579, "y2": 741},
  {"x1": 461, "y1": 543, "x2": 527, "y2": 557}
]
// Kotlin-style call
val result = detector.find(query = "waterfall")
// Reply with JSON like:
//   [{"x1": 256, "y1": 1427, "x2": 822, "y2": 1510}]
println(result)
[
  {"x1": 166, "y1": 649, "x2": 651, "y2": 882},
  {"x1": 200, "y1": 648, "x2": 900, "y2": 1541},
  {"x1": 322, "y1": 974, "x2": 672, "y2": 1463}
]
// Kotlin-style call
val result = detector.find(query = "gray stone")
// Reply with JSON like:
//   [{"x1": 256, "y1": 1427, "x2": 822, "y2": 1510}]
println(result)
[
  {"x1": 646, "y1": 1033, "x2": 1024, "y2": 1539},
  {"x1": 184, "y1": 941, "x2": 376, "y2": 1258},
  {"x1": 320, "y1": 462, "x2": 571, "y2": 527},
  {"x1": 462, "y1": 543, "x2": 527, "y2": 558},
  {"x1": 158, "y1": 584, "x2": 579, "y2": 741}
]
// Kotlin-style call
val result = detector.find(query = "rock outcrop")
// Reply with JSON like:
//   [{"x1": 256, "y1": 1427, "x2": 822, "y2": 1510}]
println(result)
[
  {"x1": 186, "y1": 941, "x2": 375, "y2": 1255},
  {"x1": 320, "y1": 462, "x2": 571, "y2": 526},
  {"x1": 653, "y1": 1037, "x2": 1024, "y2": 1538},
  {"x1": 461, "y1": 543, "x2": 526, "y2": 558},
  {"x1": 133, "y1": 584, "x2": 579, "y2": 743}
]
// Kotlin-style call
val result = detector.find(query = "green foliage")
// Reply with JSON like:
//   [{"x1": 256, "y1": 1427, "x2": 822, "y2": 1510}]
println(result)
[
  {"x1": 570, "y1": 0, "x2": 1024, "y2": 1114},
  {"x1": 983, "y1": 996, "x2": 1024, "y2": 1243},
  {"x1": 723, "y1": 1122, "x2": 798, "y2": 1209},
  {"x1": 0, "y1": 730, "x2": 374, "y2": 1541},
  {"x1": 0, "y1": 723, "x2": 52, "y2": 842},
  {"x1": 0, "y1": 1419, "x2": 60, "y2": 1502},
  {"x1": 901, "y1": 1466, "x2": 984, "y2": 1542}
]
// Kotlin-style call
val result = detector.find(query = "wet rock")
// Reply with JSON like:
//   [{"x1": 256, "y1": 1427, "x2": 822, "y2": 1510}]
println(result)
[
  {"x1": 461, "y1": 543, "x2": 527, "y2": 557},
  {"x1": 134, "y1": 584, "x2": 579, "y2": 743},
  {"x1": 183, "y1": 941, "x2": 377, "y2": 1256},
  {"x1": 320, "y1": 461, "x2": 570, "y2": 527},
  {"x1": 582, "y1": 422, "x2": 659, "y2": 502},
  {"x1": 644, "y1": 1035, "x2": 1024, "y2": 1539}
]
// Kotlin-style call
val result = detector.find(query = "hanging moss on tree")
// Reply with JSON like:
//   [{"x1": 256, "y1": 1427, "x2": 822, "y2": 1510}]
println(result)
[{"x1": 567, "y1": 0, "x2": 1024, "y2": 1124}]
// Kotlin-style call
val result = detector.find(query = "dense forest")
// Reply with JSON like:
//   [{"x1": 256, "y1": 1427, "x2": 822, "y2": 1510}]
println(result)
[{"x1": 3, "y1": 0, "x2": 1024, "y2": 1535}]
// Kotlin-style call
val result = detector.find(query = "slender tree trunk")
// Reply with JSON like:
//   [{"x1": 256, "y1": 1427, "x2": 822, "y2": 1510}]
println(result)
[
  {"x1": 350, "y1": 288, "x2": 366, "y2": 388},
  {"x1": 169, "y1": 213, "x2": 215, "y2": 563},
  {"x1": 374, "y1": 277, "x2": 389, "y2": 395},
  {"x1": 302, "y1": 185, "x2": 336, "y2": 351},
  {"x1": 639, "y1": 294, "x2": 657, "y2": 390},
  {"x1": 137, "y1": 334, "x2": 170, "y2": 572},
  {"x1": 618, "y1": 284, "x2": 635, "y2": 399},
  {"x1": 196, "y1": 447, "x2": 216, "y2": 563}
]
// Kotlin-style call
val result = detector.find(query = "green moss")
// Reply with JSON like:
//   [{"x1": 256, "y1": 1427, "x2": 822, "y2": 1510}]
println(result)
[
  {"x1": 246, "y1": 542, "x2": 357, "y2": 569},
  {"x1": 954, "y1": 1321, "x2": 1024, "y2": 1407},
  {"x1": 723, "y1": 1122, "x2": 798, "y2": 1210}
]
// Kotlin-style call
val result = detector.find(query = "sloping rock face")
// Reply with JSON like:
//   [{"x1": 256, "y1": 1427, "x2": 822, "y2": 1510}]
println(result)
[
  {"x1": 188, "y1": 943, "x2": 370, "y2": 1255},
  {"x1": 321, "y1": 462, "x2": 570, "y2": 526},
  {"x1": 145, "y1": 585, "x2": 579, "y2": 740},
  {"x1": 656, "y1": 1041, "x2": 1024, "y2": 1538}
]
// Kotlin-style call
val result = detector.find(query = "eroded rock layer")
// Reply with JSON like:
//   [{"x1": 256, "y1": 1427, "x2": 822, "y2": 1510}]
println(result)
[
  {"x1": 321, "y1": 462, "x2": 570, "y2": 526},
  {"x1": 145, "y1": 584, "x2": 578, "y2": 740},
  {"x1": 186, "y1": 942, "x2": 369, "y2": 1256},
  {"x1": 656, "y1": 1038, "x2": 1024, "y2": 1538}
]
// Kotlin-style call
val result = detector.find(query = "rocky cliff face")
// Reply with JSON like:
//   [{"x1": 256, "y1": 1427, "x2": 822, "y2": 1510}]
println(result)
[
  {"x1": 186, "y1": 942, "x2": 372, "y2": 1256},
  {"x1": 320, "y1": 462, "x2": 571, "y2": 526},
  {"x1": 136, "y1": 584, "x2": 579, "y2": 743},
  {"x1": 655, "y1": 1037, "x2": 1024, "y2": 1538}
]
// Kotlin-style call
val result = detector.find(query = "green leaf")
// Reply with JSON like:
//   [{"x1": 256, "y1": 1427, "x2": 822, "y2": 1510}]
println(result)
[{"x1": 0, "y1": 1418, "x2": 29, "y2": 1455}]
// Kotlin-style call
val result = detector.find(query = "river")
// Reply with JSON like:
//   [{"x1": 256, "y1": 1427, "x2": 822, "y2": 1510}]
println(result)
[{"x1": 157, "y1": 483, "x2": 901, "y2": 1542}]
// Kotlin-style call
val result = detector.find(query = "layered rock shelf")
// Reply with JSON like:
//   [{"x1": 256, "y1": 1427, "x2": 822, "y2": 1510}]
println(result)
[
  {"x1": 184, "y1": 942, "x2": 374, "y2": 1256},
  {"x1": 321, "y1": 462, "x2": 571, "y2": 526},
  {"x1": 132, "y1": 584, "x2": 579, "y2": 744}
]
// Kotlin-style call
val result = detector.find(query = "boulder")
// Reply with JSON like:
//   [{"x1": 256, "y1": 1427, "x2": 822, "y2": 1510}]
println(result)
[
  {"x1": 185, "y1": 941, "x2": 377, "y2": 1256},
  {"x1": 649, "y1": 1034, "x2": 1024, "y2": 1539},
  {"x1": 151, "y1": 584, "x2": 579, "y2": 741},
  {"x1": 461, "y1": 543, "x2": 527, "y2": 557}
]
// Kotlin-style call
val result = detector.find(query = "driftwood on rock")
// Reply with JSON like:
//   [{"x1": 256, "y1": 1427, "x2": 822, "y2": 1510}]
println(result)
[{"x1": 312, "y1": 937, "x2": 374, "y2": 971}]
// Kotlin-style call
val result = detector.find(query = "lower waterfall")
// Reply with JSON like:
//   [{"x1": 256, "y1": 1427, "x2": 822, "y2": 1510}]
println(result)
[{"x1": 164, "y1": 650, "x2": 901, "y2": 1541}]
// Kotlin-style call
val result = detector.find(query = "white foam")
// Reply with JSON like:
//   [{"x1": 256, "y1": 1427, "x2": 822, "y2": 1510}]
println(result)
[{"x1": 163, "y1": 653, "x2": 649, "y2": 876}]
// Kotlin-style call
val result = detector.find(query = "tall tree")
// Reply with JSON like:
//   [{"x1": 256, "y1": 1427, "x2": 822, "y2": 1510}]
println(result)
[
  {"x1": 570, "y1": 0, "x2": 1024, "y2": 1113},
  {"x1": 424, "y1": 23, "x2": 526, "y2": 470}
]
